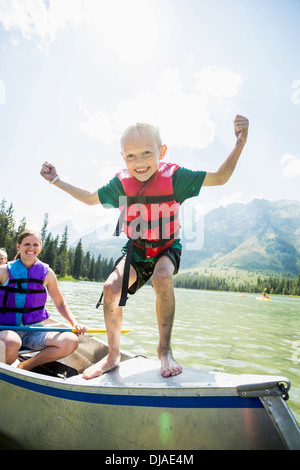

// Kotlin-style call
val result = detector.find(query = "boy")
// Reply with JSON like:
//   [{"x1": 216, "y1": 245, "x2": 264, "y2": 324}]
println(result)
[{"x1": 40, "y1": 115, "x2": 249, "y2": 379}]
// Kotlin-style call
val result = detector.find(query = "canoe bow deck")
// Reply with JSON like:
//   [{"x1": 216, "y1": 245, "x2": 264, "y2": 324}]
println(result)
[{"x1": 0, "y1": 321, "x2": 300, "y2": 450}]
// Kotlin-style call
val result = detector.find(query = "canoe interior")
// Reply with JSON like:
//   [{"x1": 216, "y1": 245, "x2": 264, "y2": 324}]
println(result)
[{"x1": 18, "y1": 318, "x2": 135, "y2": 379}]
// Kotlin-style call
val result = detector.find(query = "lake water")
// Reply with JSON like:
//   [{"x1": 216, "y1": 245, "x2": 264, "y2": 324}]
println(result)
[{"x1": 48, "y1": 281, "x2": 300, "y2": 424}]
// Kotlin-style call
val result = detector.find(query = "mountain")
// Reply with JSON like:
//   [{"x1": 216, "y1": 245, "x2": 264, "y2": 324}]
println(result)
[
  {"x1": 48, "y1": 220, "x2": 82, "y2": 245},
  {"x1": 53, "y1": 199, "x2": 300, "y2": 276},
  {"x1": 180, "y1": 199, "x2": 300, "y2": 275}
]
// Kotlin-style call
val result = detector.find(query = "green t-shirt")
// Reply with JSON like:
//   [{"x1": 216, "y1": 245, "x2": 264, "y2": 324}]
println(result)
[{"x1": 98, "y1": 166, "x2": 206, "y2": 262}]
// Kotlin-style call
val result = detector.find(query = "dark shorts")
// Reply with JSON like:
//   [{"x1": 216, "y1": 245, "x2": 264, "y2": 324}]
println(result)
[{"x1": 127, "y1": 246, "x2": 182, "y2": 295}]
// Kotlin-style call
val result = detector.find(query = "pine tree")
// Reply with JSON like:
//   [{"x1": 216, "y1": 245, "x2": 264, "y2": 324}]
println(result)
[
  {"x1": 42, "y1": 234, "x2": 59, "y2": 269},
  {"x1": 17, "y1": 217, "x2": 27, "y2": 234},
  {"x1": 57, "y1": 225, "x2": 69, "y2": 277},
  {"x1": 0, "y1": 200, "x2": 16, "y2": 260},
  {"x1": 89, "y1": 256, "x2": 96, "y2": 280},
  {"x1": 41, "y1": 213, "x2": 49, "y2": 245},
  {"x1": 73, "y1": 239, "x2": 83, "y2": 279}
]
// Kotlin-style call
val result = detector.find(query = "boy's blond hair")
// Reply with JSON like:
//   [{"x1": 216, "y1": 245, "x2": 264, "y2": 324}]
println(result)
[{"x1": 121, "y1": 122, "x2": 163, "y2": 149}]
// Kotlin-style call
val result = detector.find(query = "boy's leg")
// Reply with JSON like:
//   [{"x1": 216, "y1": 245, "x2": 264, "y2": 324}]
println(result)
[
  {"x1": 152, "y1": 255, "x2": 182, "y2": 377},
  {"x1": 83, "y1": 259, "x2": 137, "y2": 379}
]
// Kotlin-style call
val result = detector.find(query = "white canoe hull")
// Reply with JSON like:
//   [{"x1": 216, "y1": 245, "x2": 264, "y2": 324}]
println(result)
[{"x1": 0, "y1": 322, "x2": 299, "y2": 450}]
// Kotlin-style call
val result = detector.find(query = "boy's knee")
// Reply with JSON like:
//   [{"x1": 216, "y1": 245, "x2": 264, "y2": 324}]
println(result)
[
  {"x1": 103, "y1": 279, "x2": 121, "y2": 302},
  {"x1": 152, "y1": 269, "x2": 173, "y2": 292}
]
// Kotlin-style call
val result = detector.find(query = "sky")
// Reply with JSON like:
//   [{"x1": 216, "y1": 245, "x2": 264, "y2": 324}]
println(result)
[{"x1": 0, "y1": 0, "x2": 300, "y2": 239}]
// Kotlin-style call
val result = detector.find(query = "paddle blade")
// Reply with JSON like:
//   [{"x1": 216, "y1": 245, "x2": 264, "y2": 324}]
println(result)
[{"x1": 72, "y1": 328, "x2": 132, "y2": 334}]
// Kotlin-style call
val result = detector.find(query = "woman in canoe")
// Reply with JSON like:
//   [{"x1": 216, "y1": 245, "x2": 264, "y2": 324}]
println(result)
[{"x1": 0, "y1": 230, "x2": 86, "y2": 369}]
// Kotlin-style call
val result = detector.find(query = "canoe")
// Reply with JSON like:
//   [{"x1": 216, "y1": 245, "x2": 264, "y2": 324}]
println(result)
[{"x1": 0, "y1": 318, "x2": 299, "y2": 450}]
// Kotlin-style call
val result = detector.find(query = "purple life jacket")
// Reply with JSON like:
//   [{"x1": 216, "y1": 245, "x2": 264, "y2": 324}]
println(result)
[{"x1": 0, "y1": 259, "x2": 49, "y2": 326}]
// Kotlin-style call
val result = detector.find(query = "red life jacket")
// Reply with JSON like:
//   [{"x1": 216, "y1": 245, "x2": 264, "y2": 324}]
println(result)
[{"x1": 116, "y1": 162, "x2": 181, "y2": 259}]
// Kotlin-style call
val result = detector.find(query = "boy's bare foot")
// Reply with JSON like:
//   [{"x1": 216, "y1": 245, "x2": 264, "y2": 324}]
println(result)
[
  {"x1": 159, "y1": 350, "x2": 182, "y2": 377},
  {"x1": 82, "y1": 354, "x2": 120, "y2": 379}
]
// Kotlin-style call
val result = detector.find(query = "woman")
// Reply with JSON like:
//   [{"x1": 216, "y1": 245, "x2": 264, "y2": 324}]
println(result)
[{"x1": 0, "y1": 230, "x2": 86, "y2": 370}]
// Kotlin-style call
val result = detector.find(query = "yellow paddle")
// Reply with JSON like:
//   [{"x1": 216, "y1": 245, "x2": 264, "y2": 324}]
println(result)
[
  {"x1": 0, "y1": 325, "x2": 131, "y2": 334},
  {"x1": 72, "y1": 328, "x2": 132, "y2": 334}
]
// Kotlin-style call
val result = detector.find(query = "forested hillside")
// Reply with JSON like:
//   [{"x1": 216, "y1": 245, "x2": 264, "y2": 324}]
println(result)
[
  {"x1": 180, "y1": 198, "x2": 300, "y2": 275},
  {"x1": 1, "y1": 198, "x2": 299, "y2": 295},
  {"x1": 0, "y1": 200, "x2": 114, "y2": 281}
]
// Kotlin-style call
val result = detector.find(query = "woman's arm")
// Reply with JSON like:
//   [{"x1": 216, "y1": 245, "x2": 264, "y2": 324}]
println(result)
[{"x1": 44, "y1": 268, "x2": 86, "y2": 334}]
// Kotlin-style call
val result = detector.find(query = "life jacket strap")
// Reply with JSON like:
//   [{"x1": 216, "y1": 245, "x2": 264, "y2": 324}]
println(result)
[
  {"x1": 0, "y1": 305, "x2": 46, "y2": 314},
  {"x1": 0, "y1": 277, "x2": 46, "y2": 315},
  {"x1": 126, "y1": 194, "x2": 175, "y2": 206},
  {"x1": 133, "y1": 228, "x2": 180, "y2": 250},
  {"x1": 95, "y1": 247, "x2": 133, "y2": 308},
  {"x1": 118, "y1": 238, "x2": 134, "y2": 307},
  {"x1": 0, "y1": 286, "x2": 47, "y2": 295},
  {"x1": 7, "y1": 278, "x2": 44, "y2": 285}
]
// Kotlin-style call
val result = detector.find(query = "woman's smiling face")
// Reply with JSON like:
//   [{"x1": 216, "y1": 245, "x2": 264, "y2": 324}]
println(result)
[
  {"x1": 17, "y1": 234, "x2": 42, "y2": 265},
  {"x1": 121, "y1": 128, "x2": 167, "y2": 182}
]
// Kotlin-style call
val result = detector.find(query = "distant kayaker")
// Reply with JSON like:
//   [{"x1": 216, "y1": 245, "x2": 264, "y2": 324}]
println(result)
[
  {"x1": 0, "y1": 230, "x2": 87, "y2": 369},
  {"x1": 262, "y1": 287, "x2": 270, "y2": 300},
  {"x1": 40, "y1": 114, "x2": 249, "y2": 379}
]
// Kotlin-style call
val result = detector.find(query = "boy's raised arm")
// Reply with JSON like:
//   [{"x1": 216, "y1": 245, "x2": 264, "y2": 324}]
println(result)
[
  {"x1": 203, "y1": 115, "x2": 249, "y2": 187},
  {"x1": 40, "y1": 161, "x2": 100, "y2": 206}
]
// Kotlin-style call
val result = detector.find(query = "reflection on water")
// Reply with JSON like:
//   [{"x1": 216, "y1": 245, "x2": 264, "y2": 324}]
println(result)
[{"x1": 48, "y1": 281, "x2": 300, "y2": 424}]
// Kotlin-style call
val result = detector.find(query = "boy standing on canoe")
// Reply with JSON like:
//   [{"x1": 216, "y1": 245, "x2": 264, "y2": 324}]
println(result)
[{"x1": 40, "y1": 115, "x2": 249, "y2": 379}]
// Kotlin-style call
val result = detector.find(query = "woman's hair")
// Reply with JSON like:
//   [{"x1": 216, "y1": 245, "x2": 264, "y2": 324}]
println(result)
[
  {"x1": 121, "y1": 122, "x2": 163, "y2": 149},
  {"x1": 14, "y1": 230, "x2": 43, "y2": 260}
]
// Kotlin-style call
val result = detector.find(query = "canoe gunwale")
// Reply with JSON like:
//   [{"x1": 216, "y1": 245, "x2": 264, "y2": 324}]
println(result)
[{"x1": 0, "y1": 357, "x2": 293, "y2": 401}]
